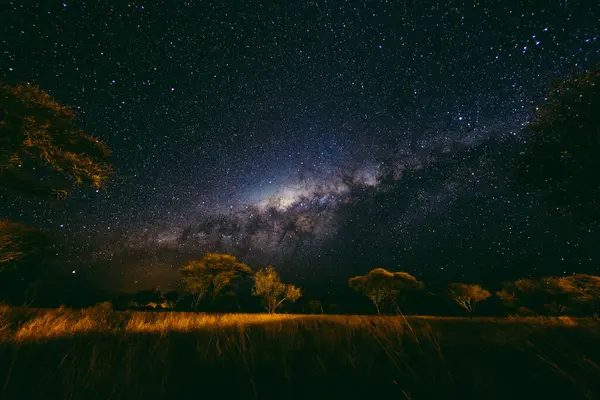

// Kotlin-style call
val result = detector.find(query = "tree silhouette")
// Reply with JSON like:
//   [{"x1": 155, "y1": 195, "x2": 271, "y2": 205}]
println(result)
[
  {"x1": 307, "y1": 299, "x2": 324, "y2": 314},
  {"x1": 516, "y1": 65, "x2": 600, "y2": 221},
  {"x1": 497, "y1": 278, "x2": 549, "y2": 314},
  {"x1": 252, "y1": 265, "x2": 301, "y2": 313},
  {"x1": 496, "y1": 276, "x2": 600, "y2": 315},
  {"x1": 349, "y1": 268, "x2": 422, "y2": 315},
  {"x1": 0, "y1": 219, "x2": 55, "y2": 270},
  {"x1": 0, "y1": 219, "x2": 58, "y2": 304},
  {"x1": 553, "y1": 274, "x2": 600, "y2": 316},
  {"x1": 162, "y1": 290, "x2": 179, "y2": 309},
  {"x1": 447, "y1": 283, "x2": 491, "y2": 316},
  {"x1": 180, "y1": 253, "x2": 252, "y2": 310},
  {"x1": 134, "y1": 288, "x2": 162, "y2": 308},
  {"x1": 0, "y1": 83, "x2": 113, "y2": 305},
  {"x1": 1, "y1": 83, "x2": 112, "y2": 198}
]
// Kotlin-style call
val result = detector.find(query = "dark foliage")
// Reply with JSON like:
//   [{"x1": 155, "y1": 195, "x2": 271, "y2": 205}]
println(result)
[{"x1": 0, "y1": 83, "x2": 112, "y2": 198}]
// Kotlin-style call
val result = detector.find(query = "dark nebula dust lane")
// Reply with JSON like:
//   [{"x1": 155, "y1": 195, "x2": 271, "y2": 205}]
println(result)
[{"x1": 1, "y1": 1, "x2": 599, "y2": 291}]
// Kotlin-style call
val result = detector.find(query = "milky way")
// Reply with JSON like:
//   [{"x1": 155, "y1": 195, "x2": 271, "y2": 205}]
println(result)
[{"x1": 1, "y1": 1, "x2": 599, "y2": 290}]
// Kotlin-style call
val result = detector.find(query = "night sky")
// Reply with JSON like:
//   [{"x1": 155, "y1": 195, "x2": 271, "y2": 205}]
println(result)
[{"x1": 1, "y1": 1, "x2": 599, "y2": 292}]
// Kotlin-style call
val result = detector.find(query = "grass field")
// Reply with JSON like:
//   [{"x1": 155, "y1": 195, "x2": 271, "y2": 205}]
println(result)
[{"x1": 1, "y1": 305, "x2": 599, "y2": 399}]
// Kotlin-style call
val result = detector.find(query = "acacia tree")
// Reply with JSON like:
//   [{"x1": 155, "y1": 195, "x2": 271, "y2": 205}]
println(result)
[
  {"x1": 497, "y1": 278, "x2": 550, "y2": 314},
  {"x1": 134, "y1": 287, "x2": 162, "y2": 308},
  {"x1": 0, "y1": 219, "x2": 58, "y2": 304},
  {"x1": 0, "y1": 219, "x2": 56, "y2": 270},
  {"x1": 552, "y1": 275, "x2": 600, "y2": 316},
  {"x1": 0, "y1": 220, "x2": 27, "y2": 265},
  {"x1": 252, "y1": 266, "x2": 301, "y2": 313},
  {"x1": 307, "y1": 299, "x2": 324, "y2": 314},
  {"x1": 515, "y1": 65, "x2": 600, "y2": 221},
  {"x1": 447, "y1": 283, "x2": 491, "y2": 316},
  {"x1": 162, "y1": 290, "x2": 179, "y2": 309},
  {"x1": 497, "y1": 276, "x2": 586, "y2": 315},
  {"x1": 0, "y1": 83, "x2": 113, "y2": 302},
  {"x1": 1, "y1": 83, "x2": 112, "y2": 198},
  {"x1": 0, "y1": 218, "x2": 60, "y2": 304},
  {"x1": 348, "y1": 268, "x2": 422, "y2": 315},
  {"x1": 180, "y1": 253, "x2": 252, "y2": 310}
]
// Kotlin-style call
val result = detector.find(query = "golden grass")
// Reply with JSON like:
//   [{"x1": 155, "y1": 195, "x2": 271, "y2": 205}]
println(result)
[
  {"x1": 0, "y1": 305, "x2": 599, "y2": 399},
  {"x1": 0, "y1": 304, "x2": 588, "y2": 342},
  {"x1": 15, "y1": 312, "x2": 97, "y2": 340},
  {"x1": 124, "y1": 312, "x2": 303, "y2": 334}
]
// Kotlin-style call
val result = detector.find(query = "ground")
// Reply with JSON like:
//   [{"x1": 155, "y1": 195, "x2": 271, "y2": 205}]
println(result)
[{"x1": 1, "y1": 306, "x2": 599, "y2": 399}]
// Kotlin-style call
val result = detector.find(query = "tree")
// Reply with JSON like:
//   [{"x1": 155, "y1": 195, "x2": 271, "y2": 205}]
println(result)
[
  {"x1": 497, "y1": 277, "x2": 580, "y2": 315},
  {"x1": 447, "y1": 283, "x2": 491, "y2": 316},
  {"x1": 0, "y1": 219, "x2": 27, "y2": 265},
  {"x1": 162, "y1": 290, "x2": 179, "y2": 309},
  {"x1": 180, "y1": 253, "x2": 252, "y2": 310},
  {"x1": 497, "y1": 278, "x2": 549, "y2": 314},
  {"x1": 0, "y1": 84, "x2": 112, "y2": 305},
  {"x1": 515, "y1": 65, "x2": 600, "y2": 221},
  {"x1": 1, "y1": 83, "x2": 112, "y2": 198},
  {"x1": 0, "y1": 219, "x2": 58, "y2": 304},
  {"x1": 553, "y1": 274, "x2": 600, "y2": 316},
  {"x1": 0, "y1": 219, "x2": 56, "y2": 270},
  {"x1": 348, "y1": 268, "x2": 423, "y2": 315},
  {"x1": 307, "y1": 299, "x2": 324, "y2": 314},
  {"x1": 252, "y1": 266, "x2": 301, "y2": 313},
  {"x1": 134, "y1": 287, "x2": 162, "y2": 308}
]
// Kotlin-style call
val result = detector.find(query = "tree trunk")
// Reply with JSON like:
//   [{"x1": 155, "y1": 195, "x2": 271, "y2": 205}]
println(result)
[
  {"x1": 391, "y1": 298, "x2": 402, "y2": 316},
  {"x1": 274, "y1": 298, "x2": 287, "y2": 313},
  {"x1": 267, "y1": 297, "x2": 276, "y2": 314},
  {"x1": 193, "y1": 293, "x2": 203, "y2": 311}
]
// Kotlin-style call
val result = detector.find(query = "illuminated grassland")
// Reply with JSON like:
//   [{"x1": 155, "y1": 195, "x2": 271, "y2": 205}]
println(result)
[{"x1": 1, "y1": 305, "x2": 599, "y2": 399}]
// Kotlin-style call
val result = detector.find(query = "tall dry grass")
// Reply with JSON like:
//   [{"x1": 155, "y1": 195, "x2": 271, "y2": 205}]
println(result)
[
  {"x1": 0, "y1": 305, "x2": 599, "y2": 399},
  {"x1": 0, "y1": 303, "x2": 590, "y2": 342},
  {"x1": 0, "y1": 303, "x2": 588, "y2": 342},
  {"x1": 0, "y1": 304, "x2": 446, "y2": 340}
]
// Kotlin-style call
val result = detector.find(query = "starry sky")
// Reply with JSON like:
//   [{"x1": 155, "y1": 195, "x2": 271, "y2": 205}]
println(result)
[{"x1": 1, "y1": 0, "x2": 599, "y2": 292}]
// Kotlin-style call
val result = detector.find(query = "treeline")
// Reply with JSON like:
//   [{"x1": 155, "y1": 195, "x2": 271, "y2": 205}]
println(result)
[
  {"x1": 104, "y1": 253, "x2": 600, "y2": 318},
  {"x1": 2, "y1": 63, "x2": 600, "y2": 317}
]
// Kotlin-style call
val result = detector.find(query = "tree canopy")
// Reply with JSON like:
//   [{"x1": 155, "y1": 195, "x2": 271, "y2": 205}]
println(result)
[
  {"x1": 553, "y1": 274, "x2": 600, "y2": 314},
  {"x1": 348, "y1": 268, "x2": 423, "y2": 314},
  {"x1": 497, "y1": 274, "x2": 600, "y2": 315},
  {"x1": 180, "y1": 253, "x2": 252, "y2": 310},
  {"x1": 0, "y1": 83, "x2": 112, "y2": 198},
  {"x1": 0, "y1": 219, "x2": 56, "y2": 269},
  {"x1": 252, "y1": 265, "x2": 301, "y2": 313},
  {"x1": 447, "y1": 283, "x2": 491, "y2": 315}
]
